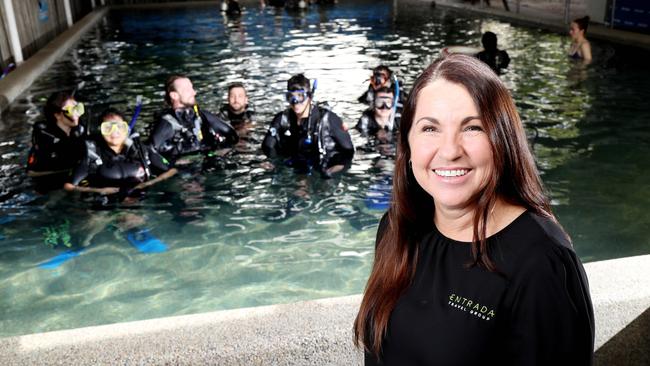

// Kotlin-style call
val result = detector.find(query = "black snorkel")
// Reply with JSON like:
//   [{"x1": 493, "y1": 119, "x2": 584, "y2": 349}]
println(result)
[{"x1": 304, "y1": 78, "x2": 318, "y2": 145}]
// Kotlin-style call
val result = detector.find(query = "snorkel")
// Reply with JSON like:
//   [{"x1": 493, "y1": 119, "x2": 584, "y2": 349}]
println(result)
[
  {"x1": 304, "y1": 78, "x2": 317, "y2": 145},
  {"x1": 128, "y1": 95, "x2": 143, "y2": 133},
  {"x1": 126, "y1": 95, "x2": 150, "y2": 180},
  {"x1": 390, "y1": 75, "x2": 399, "y2": 130},
  {"x1": 0, "y1": 63, "x2": 15, "y2": 79}
]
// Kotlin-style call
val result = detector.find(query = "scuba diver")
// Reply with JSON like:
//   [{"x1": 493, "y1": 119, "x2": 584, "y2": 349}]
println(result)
[
  {"x1": 149, "y1": 75, "x2": 239, "y2": 165},
  {"x1": 217, "y1": 82, "x2": 254, "y2": 128},
  {"x1": 358, "y1": 65, "x2": 407, "y2": 108},
  {"x1": 355, "y1": 86, "x2": 401, "y2": 138},
  {"x1": 262, "y1": 74, "x2": 354, "y2": 178},
  {"x1": 64, "y1": 108, "x2": 177, "y2": 195},
  {"x1": 476, "y1": 31, "x2": 511, "y2": 74},
  {"x1": 221, "y1": 0, "x2": 242, "y2": 15},
  {"x1": 27, "y1": 91, "x2": 87, "y2": 192}
]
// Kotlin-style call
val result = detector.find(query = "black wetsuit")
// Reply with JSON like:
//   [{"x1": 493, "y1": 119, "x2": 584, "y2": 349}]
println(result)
[
  {"x1": 262, "y1": 105, "x2": 354, "y2": 177},
  {"x1": 27, "y1": 121, "x2": 86, "y2": 191},
  {"x1": 217, "y1": 105, "x2": 254, "y2": 128},
  {"x1": 149, "y1": 107, "x2": 239, "y2": 164},
  {"x1": 366, "y1": 211, "x2": 594, "y2": 366},
  {"x1": 354, "y1": 109, "x2": 400, "y2": 137},
  {"x1": 69, "y1": 137, "x2": 170, "y2": 189},
  {"x1": 477, "y1": 49, "x2": 511, "y2": 74}
]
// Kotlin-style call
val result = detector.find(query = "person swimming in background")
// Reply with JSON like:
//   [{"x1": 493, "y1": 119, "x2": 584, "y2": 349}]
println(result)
[
  {"x1": 358, "y1": 65, "x2": 407, "y2": 107},
  {"x1": 26, "y1": 91, "x2": 87, "y2": 192},
  {"x1": 355, "y1": 87, "x2": 400, "y2": 139},
  {"x1": 569, "y1": 16, "x2": 592, "y2": 64},
  {"x1": 476, "y1": 31, "x2": 510, "y2": 74},
  {"x1": 217, "y1": 82, "x2": 254, "y2": 128},
  {"x1": 64, "y1": 108, "x2": 176, "y2": 196}
]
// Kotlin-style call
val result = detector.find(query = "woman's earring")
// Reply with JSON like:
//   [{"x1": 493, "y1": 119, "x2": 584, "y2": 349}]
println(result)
[{"x1": 408, "y1": 159, "x2": 412, "y2": 169}]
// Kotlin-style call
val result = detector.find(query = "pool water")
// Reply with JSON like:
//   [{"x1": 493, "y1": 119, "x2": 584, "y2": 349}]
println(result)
[{"x1": 1, "y1": 0, "x2": 649, "y2": 337}]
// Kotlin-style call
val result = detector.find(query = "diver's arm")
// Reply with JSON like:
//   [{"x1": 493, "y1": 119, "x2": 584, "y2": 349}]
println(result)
[
  {"x1": 500, "y1": 50, "x2": 511, "y2": 69},
  {"x1": 149, "y1": 118, "x2": 175, "y2": 151},
  {"x1": 63, "y1": 183, "x2": 119, "y2": 195},
  {"x1": 329, "y1": 113, "x2": 355, "y2": 154},
  {"x1": 27, "y1": 169, "x2": 71, "y2": 177},
  {"x1": 261, "y1": 113, "x2": 284, "y2": 158},
  {"x1": 581, "y1": 42, "x2": 592, "y2": 64},
  {"x1": 133, "y1": 168, "x2": 177, "y2": 190},
  {"x1": 202, "y1": 111, "x2": 239, "y2": 145}
]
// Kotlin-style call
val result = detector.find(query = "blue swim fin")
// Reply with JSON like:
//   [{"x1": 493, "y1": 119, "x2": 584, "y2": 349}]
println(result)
[
  {"x1": 38, "y1": 248, "x2": 84, "y2": 269},
  {"x1": 0, "y1": 216, "x2": 15, "y2": 225},
  {"x1": 125, "y1": 229, "x2": 168, "y2": 253},
  {"x1": 365, "y1": 183, "x2": 392, "y2": 210}
]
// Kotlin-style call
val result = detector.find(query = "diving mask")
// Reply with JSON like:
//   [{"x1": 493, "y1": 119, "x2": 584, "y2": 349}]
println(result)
[
  {"x1": 61, "y1": 102, "x2": 85, "y2": 118},
  {"x1": 370, "y1": 72, "x2": 390, "y2": 89},
  {"x1": 286, "y1": 89, "x2": 310, "y2": 105},
  {"x1": 100, "y1": 120, "x2": 129, "y2": 136},
  {"x1": 374, "y1": 96, "x2": 394, "y2": 110}
]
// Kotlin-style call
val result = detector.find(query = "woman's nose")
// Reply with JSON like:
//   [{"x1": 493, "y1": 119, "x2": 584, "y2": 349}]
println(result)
[{"x1": 438, "y1": 133, "x2": 463, "y2": 161}]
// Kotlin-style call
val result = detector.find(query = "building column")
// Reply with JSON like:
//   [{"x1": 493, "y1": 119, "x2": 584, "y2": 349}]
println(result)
[
  {"x1": 564, "y1": 0, "x2": 572, "y2": 24},
  {"x1": 91, "y1": 0, "x2": 96, "y2": 9},
  {"x1": 2, "y1": 0, "x2": 23, "y2": 64},
  {"x1": 64, "y1": 0, "x2": 73, "y2": 27}
]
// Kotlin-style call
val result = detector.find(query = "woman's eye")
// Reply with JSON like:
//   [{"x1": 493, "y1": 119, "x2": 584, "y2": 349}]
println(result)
[
  {"x1": 422, "y1": 126, "x2": 437, "y2": 133},
  {"x1": 464, "y1": 125, "x2": 484, "y2": 132}
]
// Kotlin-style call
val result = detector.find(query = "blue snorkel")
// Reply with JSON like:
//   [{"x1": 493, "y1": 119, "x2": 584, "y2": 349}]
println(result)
[
  {"x1": 128, "y1": 95, "x2": 143, "y2": 134},
  {"x1": 0, "y1": 63, "x2": 15, "y2": 79},
  {"x1": 304, "y1": 78, "x2": 317, "y2": 145},
  {"x1": 390, "y1": 75, "x2": 400, "y2": 130}
]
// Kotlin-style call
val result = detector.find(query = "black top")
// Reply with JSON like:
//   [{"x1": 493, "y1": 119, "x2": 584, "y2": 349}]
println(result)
[
  {"x1": 69, "y1": 137, "x2": 170, "y2": 189},
  {"x1": 367, "y1": 211, "x2": 594, "y2": 366}
]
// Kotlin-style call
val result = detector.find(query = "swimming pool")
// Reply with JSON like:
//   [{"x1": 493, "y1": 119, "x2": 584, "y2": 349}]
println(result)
[{"x1": 1, "y1": 0, "x2": 649, "y2": 337}]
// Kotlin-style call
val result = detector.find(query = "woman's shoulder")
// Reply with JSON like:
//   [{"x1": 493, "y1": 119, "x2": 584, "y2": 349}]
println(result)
[{"x1": 495, "y1": 211, "x2": 577, "y2": 273}]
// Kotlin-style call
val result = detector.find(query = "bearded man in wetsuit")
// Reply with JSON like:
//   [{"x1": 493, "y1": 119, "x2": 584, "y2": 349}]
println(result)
[{"x1": 149, "y1": 75, "x2": 239, "y2": 165}]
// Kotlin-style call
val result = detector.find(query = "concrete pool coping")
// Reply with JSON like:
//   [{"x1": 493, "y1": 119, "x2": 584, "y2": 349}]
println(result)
[{"x1": 1, "y1": 254, "x2": 649, "y2": 365}]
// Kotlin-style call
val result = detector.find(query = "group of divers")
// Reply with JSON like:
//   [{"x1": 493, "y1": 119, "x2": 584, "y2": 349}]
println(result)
[
  {"x1": 25, "y1": 19, "x2": 543, "y2": 203},
  {"x1": 25, "y1": 19, "x2": 535, "y2": 203},
  {"x1": 25, "y1": 66, "x2": 408, "y2": 202}
]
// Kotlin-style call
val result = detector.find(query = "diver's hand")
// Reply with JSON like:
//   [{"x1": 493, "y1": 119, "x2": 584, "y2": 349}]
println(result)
[{"x1": 98, "y1": 187, "x2": 119, "y2": 195}]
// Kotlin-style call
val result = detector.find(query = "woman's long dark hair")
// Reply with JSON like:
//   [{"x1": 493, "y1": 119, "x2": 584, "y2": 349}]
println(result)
[
  {"x1": 573, "y1": 16, "x2": 590, "y2": 34},
  {"x1": 354, "y1": 54, "x2": 555, "y2": 358}
]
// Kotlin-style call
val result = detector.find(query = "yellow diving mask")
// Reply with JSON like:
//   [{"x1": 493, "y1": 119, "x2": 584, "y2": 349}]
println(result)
[
  {"x1": 100, "y1": 120, "x2": 128, "y2": 136},
  {"x1": 61, "y1": 102, "x2": 85, "y2": 118}
]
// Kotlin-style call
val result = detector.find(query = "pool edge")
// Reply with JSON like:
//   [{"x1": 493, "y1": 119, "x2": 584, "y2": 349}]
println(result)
[{"x1": 1, "y1": 254, "x2": 648, "y2": 365}]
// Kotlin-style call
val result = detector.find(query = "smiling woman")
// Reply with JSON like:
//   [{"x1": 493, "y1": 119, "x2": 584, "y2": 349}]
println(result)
[{"x1": 354, "y1": 54, "x2": 595, "y2": 365}]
